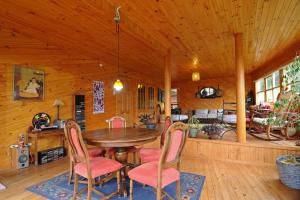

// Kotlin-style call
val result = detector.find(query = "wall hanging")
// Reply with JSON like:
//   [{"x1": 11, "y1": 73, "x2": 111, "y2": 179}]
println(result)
[{"x1": 93, "y1": 81, "x2": 104, "y2": 114}]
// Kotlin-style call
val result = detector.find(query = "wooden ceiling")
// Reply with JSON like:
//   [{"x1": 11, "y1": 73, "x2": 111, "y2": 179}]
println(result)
[{"x1": 0, "y1": 0, "x2": 299, "y2": 81}]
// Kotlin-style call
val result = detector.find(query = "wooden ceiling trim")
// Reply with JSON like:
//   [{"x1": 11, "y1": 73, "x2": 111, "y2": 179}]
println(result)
[{"x1": 251, "y1": 39, "x2": 300, "y2": 80}]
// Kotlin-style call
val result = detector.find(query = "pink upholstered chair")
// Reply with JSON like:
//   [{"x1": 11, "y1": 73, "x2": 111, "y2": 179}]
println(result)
[
  {"x1": 128, "y1": 122, "x2": 188, "y2": 200},
  {"x1": 139, "y1": 116, "x2": 171, "y2": 163},
  {"x1": 68, "y1": 146, "x2": 106, "y2": 184},
  {"x1": 106, "y1": 116, "x2": 138, "y2": 163},
  {"x1": 106, "y1": 116, "x2": 126, "y2": 129},
  {"x1": 64, "y1": 119, "x2": 123, "y2": 200}
]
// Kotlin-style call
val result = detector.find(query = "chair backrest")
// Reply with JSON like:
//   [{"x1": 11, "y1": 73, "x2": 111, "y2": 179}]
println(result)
[
  {"x1": 160, "y1": 116, "x2": 172, "y2": 147},
  {"x1": 64, "y1": 119, "x2": 89, "y2": 165},
  {"x1": 106, "y1": 116, "x2": 126, "y2": 129},
  {"x1": 158, "y1": 122, "x2": 188, "y2": 171},
  {"x1": 274, "y1": 90, "x2": 296, "y2": 120}
]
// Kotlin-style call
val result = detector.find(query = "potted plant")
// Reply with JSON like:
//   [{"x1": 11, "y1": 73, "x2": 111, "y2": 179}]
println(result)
[
  {"x1": 138, "y1": 113, "x2": 156, "y2": 129},
  {"x1": 187, "y1": 117, "x2": 200, "y2": 138},
  {"x1": 201, "y1": 124, "x2": 226, "y2": 139},
  {"x1": 276, "y1": 155, "x2": 300, "y2": 189}
]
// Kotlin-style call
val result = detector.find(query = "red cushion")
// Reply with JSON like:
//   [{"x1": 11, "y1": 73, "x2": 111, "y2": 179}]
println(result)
[
  {"x1": 87, "y1": 147, "x2": 105, "y2": 157},
  {"x1": 128, "y1": 162, "x2": 180, "y2": 188},
  {"x1": 139, "y1": 148, "x2": 161, "y2": 163},
  {"x1": 74, "y1": 157, "x2": 122, "y2": 178}
]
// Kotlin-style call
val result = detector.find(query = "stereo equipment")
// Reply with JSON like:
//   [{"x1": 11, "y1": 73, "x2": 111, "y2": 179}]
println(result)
[
  {"x1": 38, "y1": 146, "x2": 66, "y2": 165},
  {"x1": 11, "y1": 146, "x2": 30, "y2": 169}
]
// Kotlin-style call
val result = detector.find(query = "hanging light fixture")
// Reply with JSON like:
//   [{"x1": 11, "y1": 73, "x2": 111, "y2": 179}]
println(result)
[
  {"x1": 113, "y1": 6, "x2": 124, "y2": 92},
  {"x1": 192, "y1": 72, "x2": 200, "y2": 81}
]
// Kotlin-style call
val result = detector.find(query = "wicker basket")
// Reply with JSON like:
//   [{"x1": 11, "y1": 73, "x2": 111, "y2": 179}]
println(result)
[{"x1": 276, "y1": 155, "x2": 300, "y2": 189}]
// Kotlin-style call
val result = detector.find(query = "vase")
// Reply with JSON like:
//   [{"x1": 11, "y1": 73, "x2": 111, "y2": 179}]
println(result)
[
  {"x1": 287, "y1": 127, "x2": 296, "y2": 137},
  {"x1": 189, "y1": 128, "x2": 198, "y2": 138},
  {"x1": 146, "y1": 123, "x2": 156, "y2": 129}
]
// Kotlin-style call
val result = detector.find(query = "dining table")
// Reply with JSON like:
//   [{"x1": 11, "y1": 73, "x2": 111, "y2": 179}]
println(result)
[{"x1": 83, "y1": 127, "x2": 160, "y2": 197}]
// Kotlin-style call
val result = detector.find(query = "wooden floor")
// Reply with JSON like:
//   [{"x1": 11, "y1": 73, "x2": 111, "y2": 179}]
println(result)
[{"x1": 0, "y1": 158, "x2": 299, "y2": 200}]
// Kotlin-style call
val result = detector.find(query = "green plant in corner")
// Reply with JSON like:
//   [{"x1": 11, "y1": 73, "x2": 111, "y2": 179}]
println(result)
[{"x1": 266, "y1": 55, "x2": 300, "y2": 135}]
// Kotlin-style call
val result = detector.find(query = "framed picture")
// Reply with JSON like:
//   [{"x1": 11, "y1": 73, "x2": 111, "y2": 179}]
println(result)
[{"x1": 13, "y1": 65, "x2": 45, "y2": 101}]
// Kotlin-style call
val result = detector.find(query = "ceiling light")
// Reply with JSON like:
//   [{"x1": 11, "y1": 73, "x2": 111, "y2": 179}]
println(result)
[{"x1": 192, "y1": 72, "x2": 200, "y2": 81}]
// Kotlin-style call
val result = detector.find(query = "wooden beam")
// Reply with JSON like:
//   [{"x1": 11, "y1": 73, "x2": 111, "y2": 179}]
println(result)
[
  {"x1": 235, "y1": 33, "x2": 246, "y2": 143},
  {"x1": 164, "y1": 49, "x2": 172, "y2": 117}
]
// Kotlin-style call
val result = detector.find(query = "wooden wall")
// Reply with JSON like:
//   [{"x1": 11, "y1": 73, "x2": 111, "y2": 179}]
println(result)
[
  {"x1": 0, "y1": 29, "x2": 162, "y2": 170},
  {"x1": 173, "y1": 76, "x2": 254, "y2": 113}
]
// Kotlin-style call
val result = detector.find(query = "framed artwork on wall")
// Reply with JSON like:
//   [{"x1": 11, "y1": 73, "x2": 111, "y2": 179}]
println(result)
[{"x1": 13, "y1": 65, "x2": 45, "y2": 101}]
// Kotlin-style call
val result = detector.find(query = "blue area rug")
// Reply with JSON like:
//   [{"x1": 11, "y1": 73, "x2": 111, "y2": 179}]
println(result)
[{"x1": 27, "y1": 172, "x2": 205, "y2": 200}]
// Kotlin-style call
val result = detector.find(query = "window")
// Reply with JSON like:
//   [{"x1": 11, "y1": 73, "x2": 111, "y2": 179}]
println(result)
[
  {"x1": 138, "y1": 84, "x2": 145, "y2": 110},
  {"x1": 148, "y1": 87, "x2": 155, "y2": 109},
  {"x1": 255, "y1": 70, "x2": 280, "y2": 104},
  {"x1": 255, "y1": 79, "x2": 265, "y2": 104}
]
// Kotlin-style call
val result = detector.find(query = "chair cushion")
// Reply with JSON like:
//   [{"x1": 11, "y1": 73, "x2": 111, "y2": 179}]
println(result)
[
  {"x1": 74, "y1": 157, "x2": 122, "y2": 178},
  {"x1": 223, "y1": 115, "x2": 237, "y2": 123},
  {"x1": 193, "y1": 114, "x2": 207, "y2": 119},
  {"x1": 195, "y1": 109, "x2": 208, "y2": 115},
  {"x1": 140, "y1": 148, "x2": 161, "y2": 163},
  {"x1": 208, "y1": 109, "x2": 218, "y2": 114},
  {"x1": 128, "y1": 162, "x2": 180, "y2": 188},
  {"x1": 207, "y1": 113, "x2": 218, "y2": 119},
  {"x1": 253, "y1": 117, "x2": 267, "y2": 125},
  {"x1": 87, "y1": 147, "x2": 105, "y2": 157}
]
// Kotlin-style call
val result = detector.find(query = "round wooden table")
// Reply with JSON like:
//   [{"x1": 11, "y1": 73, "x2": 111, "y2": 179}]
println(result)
[{"x1": 83, "y1": 127, "x2": 160, "y2": 197}]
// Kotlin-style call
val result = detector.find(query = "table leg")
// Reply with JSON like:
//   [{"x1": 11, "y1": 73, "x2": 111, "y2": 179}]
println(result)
[
  {"x1": 34, "y1": 137, "x2": 38, "y2": 166},
  {"x1": 114, "y1": 147, "x2": 128, "y2": 197}
]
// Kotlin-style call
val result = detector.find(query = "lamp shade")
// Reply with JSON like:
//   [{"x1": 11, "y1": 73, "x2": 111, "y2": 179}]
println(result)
[
  {"x1": 53, "y1": 99, "x2": 64, "y2": 107},
  {"x1": 113, "y1": 79, "x2": 123, "y2": 91},
  {"x1": 192, "y1": 72, "x2": 200, "y2": 81}
]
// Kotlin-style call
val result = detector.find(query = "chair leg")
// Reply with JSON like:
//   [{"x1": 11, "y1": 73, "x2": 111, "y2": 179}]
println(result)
[
  {"x1": 266, "y1": 125, "x2": 271, "y2": 139},
  {"x1": 72, "y1": 173, "x2": 78, "y2": 200},
  {"x1": 129, "y1": 179, "x2": 133, "y2": 200},
  {"x1": 133, "y1": 152, "x2": 136, "y2": 164},
  {"x1": 156, "y1": 187, "x2": 161, "y2": 200},
  {"x1": 68, "y1": 160, "x2": 74, "y2": 185},
  {"x1": 117, "y1": 171, "x2": 121, "y2": 193},
  {"x1": 87, "y1": 177, "x2": 92, "y2": 200},
  {"x1": 176, "y1": 179, "x2": 180, "y2": 200}
]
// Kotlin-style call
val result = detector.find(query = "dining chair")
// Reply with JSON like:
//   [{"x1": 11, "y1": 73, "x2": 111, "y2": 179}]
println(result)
[
  {"x1": 139, "y1": 116, "x2": 172, "y2": 163},
  {"x1": 128, "y1": 122, "x2": 188, "y2": 200},
  {"x1": 64, "y1": 119, "x2": 123, "y2": 200},
  {"x1": 68, "y1": 146, "x2": 106, "y2": 184},
  {"x1": 106, "y1": 116, "x2": 138, "y2": 163}
]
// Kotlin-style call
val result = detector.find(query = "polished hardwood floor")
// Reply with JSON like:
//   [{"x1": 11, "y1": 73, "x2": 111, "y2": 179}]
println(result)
[{"x1": 0, "y1": 157, "x2": 299, "y2": 200}]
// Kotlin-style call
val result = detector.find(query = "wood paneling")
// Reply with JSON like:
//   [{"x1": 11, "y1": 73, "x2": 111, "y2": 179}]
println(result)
[
  {"x1": 182, "y1": 138, "x2": 300, "y2": 166},
  {"x1": 0, "y1": 0, "x2": 299, "y2": 81},
  {"x1": 173, "y1": 76, "x2": 253, "y2": 113},
  {"x1": 0, "y1": 30, "x2": 162, "y2": 170}
]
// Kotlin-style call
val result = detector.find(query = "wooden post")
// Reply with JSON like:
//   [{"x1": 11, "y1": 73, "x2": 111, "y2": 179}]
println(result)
[
  {"x1": 164, "y1": 49, "x2": 172, "y2": 117},
  {"x1": 235, "y1": 33, "x2": 247, "y2": 143}
]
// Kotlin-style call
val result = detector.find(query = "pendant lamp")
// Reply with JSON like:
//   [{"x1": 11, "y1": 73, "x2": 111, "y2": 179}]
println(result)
[
  {"x1": 192, "y1": 72, "x2": 200, "y2": 81},
  {"x1": 113, "y1": 6, "x2": 123, "y2": 92}
]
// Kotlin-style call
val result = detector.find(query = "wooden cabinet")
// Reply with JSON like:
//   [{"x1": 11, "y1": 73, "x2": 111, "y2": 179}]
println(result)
[{"x1": 73, "y1": 94, "x2": 86, "y2": 131}]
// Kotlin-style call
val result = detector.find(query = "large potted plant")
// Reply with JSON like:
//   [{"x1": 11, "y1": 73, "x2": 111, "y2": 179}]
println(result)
[{"x1": 187, "y1": 117, "x2": 200, "y2": 138}]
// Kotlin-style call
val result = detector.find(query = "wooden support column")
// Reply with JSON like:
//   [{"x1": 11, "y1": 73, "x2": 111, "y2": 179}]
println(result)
[
  {"x1": 164, "y1": 49, "x2": 172, "y2": 117},
  {"x1": 235, "y1": 33, "x2": 247, "y2": 143}
]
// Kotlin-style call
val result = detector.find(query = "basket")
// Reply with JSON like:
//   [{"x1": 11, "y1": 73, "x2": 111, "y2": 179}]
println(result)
[{"x1": 276, "y1": 155, "x2": 300, "y2": 189}]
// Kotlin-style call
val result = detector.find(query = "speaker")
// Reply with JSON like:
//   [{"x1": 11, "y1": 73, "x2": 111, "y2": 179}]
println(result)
[{"x1": 12, "y1": 146, "x2": 30, "y2": 169}]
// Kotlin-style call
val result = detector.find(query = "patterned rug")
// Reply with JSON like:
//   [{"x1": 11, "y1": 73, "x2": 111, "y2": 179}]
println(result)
[{"x1": 27, "y1": 172, "x2": 205, "y2": 200}]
